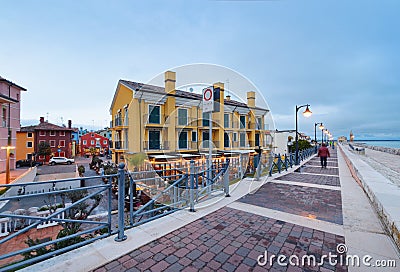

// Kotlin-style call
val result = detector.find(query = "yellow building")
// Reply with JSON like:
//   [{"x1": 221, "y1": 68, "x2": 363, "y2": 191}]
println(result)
[
  {"x1": 16, "y1": 128, "x2": 35, "y2": 161},
  {"x1": 109, "y1": 71, "x2": 272, "y2": 165}
]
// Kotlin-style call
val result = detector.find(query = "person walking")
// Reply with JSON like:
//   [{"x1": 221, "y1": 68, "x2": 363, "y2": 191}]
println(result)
[{"x1": 318, "y1": 143, "x2": 330, "y2": 168}]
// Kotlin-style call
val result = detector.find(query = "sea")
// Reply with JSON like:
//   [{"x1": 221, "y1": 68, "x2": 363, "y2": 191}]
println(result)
[{"x1": 354, "y1": 140, "x2": 400, "y2": 149}]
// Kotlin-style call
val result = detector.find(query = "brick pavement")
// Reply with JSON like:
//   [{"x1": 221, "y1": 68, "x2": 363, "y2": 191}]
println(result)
[
  {"x1": 275, "y1": 173, "x2": 340, "y2": 187},
  {"x1": 93, "y1": 207, "x2": 346, "y2": 272},
  {"x1": 238, "y1": 183, "x2": 343, "y2": 225},
  {"x1": 92, "y1": 148, "x2": 349, "y2": 271}
]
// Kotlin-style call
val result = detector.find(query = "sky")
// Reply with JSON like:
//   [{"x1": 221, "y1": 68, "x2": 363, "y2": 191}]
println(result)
[{"x1": 1, "y1": 0, "x2": 399, "y2": 140}]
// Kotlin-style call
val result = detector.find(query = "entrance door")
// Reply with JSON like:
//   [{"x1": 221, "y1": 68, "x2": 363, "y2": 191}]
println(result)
[
  {"x1": 178, "y1": 131, "x2": 188, "y2": 149},
  {"x1": 149, "y1": 131, "x2": 160, "y2": 150}
]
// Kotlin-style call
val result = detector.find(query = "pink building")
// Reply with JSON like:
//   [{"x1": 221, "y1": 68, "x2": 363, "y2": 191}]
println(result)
[{"x1": 0, "y1": 76, "x2": 27, "y2": 172}]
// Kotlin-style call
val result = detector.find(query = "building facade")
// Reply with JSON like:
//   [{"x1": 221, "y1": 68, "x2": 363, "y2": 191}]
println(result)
[
  {"x1": 16, "y1": 129, "x2": 35, "y2": 161},
  {"x1": 19, "y1": 117, "x2": 74, "y2": 162},
  {"x1": 0, "y1": 76, "x2": 27, "y2": 171},
  {"x1": 109, "y1": 71, "x2": 272, "y2": 165},
  {"x1": 80, "y1": 132, "x2": 109, "y2": 156}
]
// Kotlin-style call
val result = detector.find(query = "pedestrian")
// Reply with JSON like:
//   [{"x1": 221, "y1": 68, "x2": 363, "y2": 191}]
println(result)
[{"x1": 318, "y1": 143, "x2": 330, "y2": 168}]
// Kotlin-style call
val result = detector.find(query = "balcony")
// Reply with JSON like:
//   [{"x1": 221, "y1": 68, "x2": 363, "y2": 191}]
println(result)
[
  {"x1": 176, "y1": 117, "x2": 198, "y2": 127},
  {"x1": 177, "y1": 141, "x2": 198, "y2": 150},
  {"x1": 200, "y1": 141, "x2": 220, "y2": 149},
  {"x1": 143, "y1": 141, "x2": 170, "y2": 151},
  {"x1": 201, "y1": 119, "x2": 220, "y2": 128},
  {"x1": 111, "y1": 118, "x2": 128, "y2": 130},
  {"x1": 143, "y1": 114, "x2": 169, "y2": 127},
  {"x1": 114, "y1": 141, "x2": 128, "y2": 150}
]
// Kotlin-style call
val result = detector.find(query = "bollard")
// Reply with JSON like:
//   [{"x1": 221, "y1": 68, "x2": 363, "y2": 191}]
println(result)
[
  {"x1": 115, "y1": 163, "x2": 127, "y2": 242},
  {"x1": 189, "y1": 160, "x2": 195, "y2": 212},
  {"x1": 224, "y1": 159, "x2": 231, "y2": 197}
]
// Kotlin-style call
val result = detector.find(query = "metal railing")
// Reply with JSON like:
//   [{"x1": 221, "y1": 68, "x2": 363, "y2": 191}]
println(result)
[
  {"x1": 143, "y1": 141, "x2": 170, "y2": 151},
  {"x1": 0, "y1": 159, "x2": 232, "y2": 271},
  {"x1": 267, "y1": 147, "x2": 316, "y2": 176},
  {"x1": 0, "y1": 175, "x2": 116, "y2": 271}
]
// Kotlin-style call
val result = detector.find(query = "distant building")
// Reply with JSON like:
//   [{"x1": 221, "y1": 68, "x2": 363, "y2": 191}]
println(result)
[
  {"x1": 80, "y1": 132, "x2": 109, "y2": 157},
  {"x1": 19, "y1": 117, "x2": 74, "y2": 162},
  {"x1": 16, "y1": 128, "x2": 35, "y2": 161},
  {"x1": 97, "y1": 128, "x2": 112, "y2": 141},
  {"x1": 338, "y1": 136, "x2": 347, "y2": 143},
  {"x1": 271, "y1": 130, "x2": 296, "y2": 155},
  {"x1": 0, "y1": 76, "x2": 27, "y2": 171}
]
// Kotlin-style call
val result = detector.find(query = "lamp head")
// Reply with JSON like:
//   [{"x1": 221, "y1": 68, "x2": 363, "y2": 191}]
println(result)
[
  {"x1": 319, "y1": 124, "x2": 324, "y2": 130},
  {"x1": 302, "y1": 105, "x2": 312, "y2": 118}
]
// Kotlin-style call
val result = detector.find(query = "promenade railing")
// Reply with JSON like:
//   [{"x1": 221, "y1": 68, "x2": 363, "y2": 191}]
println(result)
[{"x1": 0, "y1": 159, "x2": 232, "y2": 271}]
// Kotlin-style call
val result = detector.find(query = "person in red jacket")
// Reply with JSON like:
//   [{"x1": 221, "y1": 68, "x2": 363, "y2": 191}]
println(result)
[{"x1": 318, "y1": 143, "x2": 330, "y2": 168}]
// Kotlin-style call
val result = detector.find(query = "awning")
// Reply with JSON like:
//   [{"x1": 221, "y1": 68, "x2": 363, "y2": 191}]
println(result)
[
  {"x1": 149, "y1": 154, "x2": 179, "y2": 160},
  {"x1": 223, "y1": 149, "x2": 255, "y2": 154}
]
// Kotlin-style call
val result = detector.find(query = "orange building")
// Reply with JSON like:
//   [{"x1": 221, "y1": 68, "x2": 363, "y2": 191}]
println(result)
[{"x1": 16, "y1": 128, "x2": 35, "y2": 161}]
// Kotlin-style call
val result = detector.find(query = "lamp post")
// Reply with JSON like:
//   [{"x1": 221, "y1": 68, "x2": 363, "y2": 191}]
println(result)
[
  {"x1": 314, "y1": 123, "x2": 324, "y2": 145},
  {"x1": 295, "y1": 104, "x2": 312, "y2": 165}
]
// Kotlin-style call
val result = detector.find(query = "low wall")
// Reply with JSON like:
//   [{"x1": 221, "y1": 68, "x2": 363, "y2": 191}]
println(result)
[
  {"x1": 357, "y1": 143, "x2": 400, "y2": 156},
  {"x1": 339, "y1": 144, "x2": 400, "y2": 250},
  {"x1": 4, "y1": 167, "x2": 37, "y2": 197}
]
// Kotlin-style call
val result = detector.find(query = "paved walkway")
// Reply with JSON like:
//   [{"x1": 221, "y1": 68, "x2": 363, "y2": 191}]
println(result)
[
  {"x1": 23, "y1": 148, "x2": 400, "y2": 272},
  {"x1": 0, "y1": 168, "x2": 29, "y2": 185}
]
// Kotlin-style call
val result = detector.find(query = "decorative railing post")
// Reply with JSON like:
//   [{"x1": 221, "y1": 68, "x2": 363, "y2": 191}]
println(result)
[
  {"x1": 224, "y1": 159, "x2": 231, "y2": 197},
  {"x1": 189, "y1": 160, "x2": 195, "y2": 212},
  {"x1": 115, "y1": 163, "x2": 127, "y2": 242}
]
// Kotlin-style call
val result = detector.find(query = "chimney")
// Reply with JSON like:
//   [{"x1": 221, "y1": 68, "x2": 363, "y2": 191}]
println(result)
[
  {"x1": 40, "y1": 117, "x2": 44, "y2": 123},
  {"x1": 68, "y1": 120, "x2": 72, "y2": 129},
  {"x1": 247, "y1": 91, "x2": 256, "y2": 108},
  {"x1": 226, "y1": 95, "x2": 231, "y2": 101},
  {"x1": 164, "y1": 71, "x2": 176, "y2": 94}
]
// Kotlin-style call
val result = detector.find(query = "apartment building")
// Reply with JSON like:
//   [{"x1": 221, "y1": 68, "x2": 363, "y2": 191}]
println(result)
[
  {"x1": 109, "y1": 71, "x2": 272, "y2": 164},
  {"x1": 0, "y1": 76, "x2": 26, "y2": 171}
]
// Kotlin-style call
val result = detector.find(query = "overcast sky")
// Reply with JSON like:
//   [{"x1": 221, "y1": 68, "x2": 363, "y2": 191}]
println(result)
[{"x1": 1, "y1": 0, "x2": 399, "y2": 140}]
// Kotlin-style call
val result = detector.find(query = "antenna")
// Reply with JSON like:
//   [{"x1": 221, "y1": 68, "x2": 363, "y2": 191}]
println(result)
[{"x1": 46, "y1": 112, "x2": 49, "y2": 122}]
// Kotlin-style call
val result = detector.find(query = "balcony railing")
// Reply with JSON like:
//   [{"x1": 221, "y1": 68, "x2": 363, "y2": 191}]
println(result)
[
  {"x1": 143, "y1": 141, "x2": 170, "y2": 151},
  {"x1": 177, "y1": 141, "x2": 198, "y2": 150},
  {"x1": 114, "y1": 141, "x2": 128, "y2": 150},
  {"x1": 201, "y1": 141, "x2": 220, "y2": 149},
  {"x1": 111, "y1": 118, "x2": 127, "y2": 128},
  {"x1": 176, "y1": 117, "x2": 198, "y2": 127},
  {"x1": 201, "y1": 119, "x2": 220, "y2": 127},
  {"x1": 143, "y1": 114, "x2": 169, "y2": 126}
]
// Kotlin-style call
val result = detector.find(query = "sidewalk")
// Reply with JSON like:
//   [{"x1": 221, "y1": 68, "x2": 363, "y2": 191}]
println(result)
[
  {"x1": 0, "y1": 168, "x2": 30, "y2": 185},
  {"x1": 23, "y1": 148, "x2": 400, "y2": 272}
]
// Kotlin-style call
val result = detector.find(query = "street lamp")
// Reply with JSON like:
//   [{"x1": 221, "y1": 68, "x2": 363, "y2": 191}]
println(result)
[
  {"x1": 295, "y1": 104, "x2": 312, "y2": 165},
  {"x1": 1, "y1": 145, "x2": 15, "y2": 184},
  {"x1": 314, "y1": 123, "x2": 324, "y2": 145}
]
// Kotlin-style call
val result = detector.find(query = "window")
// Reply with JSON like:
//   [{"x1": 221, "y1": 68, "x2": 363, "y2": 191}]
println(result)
[
  {"x1": 39, "y1": 131, "x2": 46, "y2": 136},
  {"x1": 192, "y1": 131, "x2": 197, "y2": 142},
  {"x1": 91, "y1": 133, "x2": 94, "y2": 137},
  {"x1": 27, "y1": 132, "x2": 33, "y2": 138},
  {"x1": 202, "y1": 131, "x2": 210, "y2": 148},
  {"x1": 27, "y1": 153, "x2": 32, "y2": 160},
  {"x1": 59, "y1": 140, "x2": 65, "y2": 147},
  {"x1": 60, "y1": 131, "x2": 65, "y2": 136},
  {"x1": 224, "y1": 114, "x2": 230, "y2": 128},
  {"x1": 240, "y1": 116, "x2": 246, "y2": 129},
  {"x1": 50, "y1": 131, "x2": 56, "y2": 136},
  {"x1": 148, "y1": 105, "x2": 160, "y2": 124},
  {"x1": 257, "y1": 117, "x2": 263, "y2": 130},
  {"x1": 240, "y1": 132, "x2": 246, "y2": 147},
  {"x1": 39, "y1": 140, "x2": 45, "y2": 145},
  {"x1": 83, "y1": 140, "x2": 87, "y2": 145},
  {"x1": 91, "y1": 140, "x2": 95, "y2": 145},
  {"x1": 124, "y1": 107, "x2": 129, "y2": 126},
  {"x1": 148, "y1": 131, "x2": 160, "y2": 150},
  {"x1": 27, "y1": 141, "x2": 33, "y2": 148},
  {"x1": 202, "y1": 112, "x2": 209, "y2": 127},
  {"x1": 103, "y1": 140, "x2": 107, "y2": 145},
  {"x1": 178, "y1": 108, "x2": 188, "y2": 126},
  {"x1": 50, "y1": 140, "x2": 56, "y2": 147},
  {"x1": 255, "y1": 133, "x2": 260, "y2": 147},
  {"x1": 224, "y1": 132, "x2": 230, "y2": 148},
  {"x1": 39, "y1": 155, "x2": 45, "y2": 160},
  {"x1": 2, "y1": 107, "x2": 6, "y2": 127},
  {"x1": 233, "y1": 133, "x2": 237, "y2": 142},
  {"x1": 178, "y1": 131, "x2": 188, "y2": 149}
]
